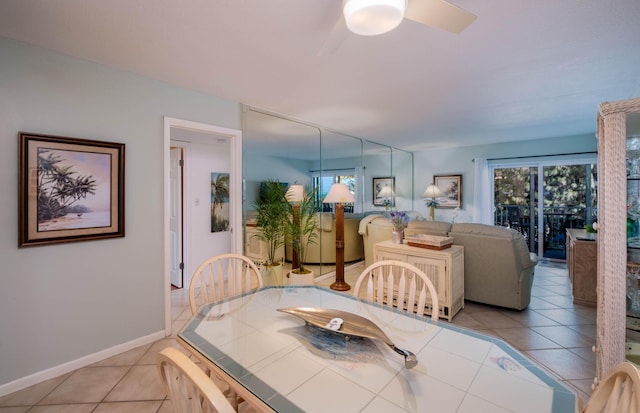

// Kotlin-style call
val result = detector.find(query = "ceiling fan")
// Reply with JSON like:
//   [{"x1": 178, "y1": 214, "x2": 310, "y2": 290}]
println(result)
[{"x1": 319, "y1": 0, "x2": 477, "y2": 55}]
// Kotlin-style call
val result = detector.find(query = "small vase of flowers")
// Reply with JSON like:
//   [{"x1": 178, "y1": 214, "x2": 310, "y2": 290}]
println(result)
[{"x1": 389, "y1": 210, "x2": 410, "y2": 244}]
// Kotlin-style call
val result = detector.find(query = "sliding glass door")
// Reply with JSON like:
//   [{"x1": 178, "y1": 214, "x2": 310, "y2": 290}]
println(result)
[
  {"x1": 492, "y1": 158, "x2": 597, "y2": 260},
  {"x1": 494, "y1": 166, "x2": 538, "y2": 252}
]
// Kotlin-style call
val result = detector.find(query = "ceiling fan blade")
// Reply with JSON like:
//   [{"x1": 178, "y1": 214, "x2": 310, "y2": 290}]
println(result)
[
  {"x1": 405, "y1": 0, "x2": 477, "y2": 34},
  {"x1": 317, "y1": 16, "x2": 349, "y2": 56}
]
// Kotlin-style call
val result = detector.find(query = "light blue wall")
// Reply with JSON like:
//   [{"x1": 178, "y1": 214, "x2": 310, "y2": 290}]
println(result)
[
  {"x1": 414, "y1": 135, "x2": 598, "y2": 222},
  {"x1": 0, "y1": 38, "x2": 241, "y2": 388}
]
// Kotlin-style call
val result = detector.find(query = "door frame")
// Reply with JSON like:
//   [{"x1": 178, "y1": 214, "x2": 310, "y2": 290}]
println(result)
[{"x1": 163, "y1": 117, "x2": 243, "y2": 334}]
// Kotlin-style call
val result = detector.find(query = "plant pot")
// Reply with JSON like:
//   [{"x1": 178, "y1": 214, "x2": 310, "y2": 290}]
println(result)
[
  {"x1": 288, "y1": 269, "x2": 315, "y2": 286},
  {"x1": 264, "y1": 263, "x2": 284, "y2": 286}
]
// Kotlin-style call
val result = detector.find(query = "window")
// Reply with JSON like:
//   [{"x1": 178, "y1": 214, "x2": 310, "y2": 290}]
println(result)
[{"x1": 312, "y1": 169, "x2": 357, "y2": 213}]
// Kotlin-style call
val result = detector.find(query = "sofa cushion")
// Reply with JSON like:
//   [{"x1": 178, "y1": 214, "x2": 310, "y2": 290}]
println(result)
[
  {"x1": 450, "y1": 223, "x2": 534, "y2": 270},
  {"x1": 405, "y1": 220, "x2": 452, "y2": 237}
]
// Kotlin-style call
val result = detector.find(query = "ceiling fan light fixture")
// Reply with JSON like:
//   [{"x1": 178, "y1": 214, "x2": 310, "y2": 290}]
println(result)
[{"x1": 343, "y1": 0, "x2": 406, "y2": 36}]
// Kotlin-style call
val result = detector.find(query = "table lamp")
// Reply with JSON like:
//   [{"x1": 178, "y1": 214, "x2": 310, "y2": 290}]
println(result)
[
  {"x1": 378, "y1": 185, "x2": 394, "y2": 210},
  {"x1": 285, "y1": 184, "x2": 305, "y2": 271},
  {"x1": 423, "y1": 184, "x2": 442, "y2": 221},
  {"x1": 323, "y1": 183, "x2": 355, "y2": 291}
]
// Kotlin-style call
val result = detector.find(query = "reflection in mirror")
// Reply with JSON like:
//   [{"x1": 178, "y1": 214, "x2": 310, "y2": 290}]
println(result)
[
  {"x1": 315, "y1": 131, "x2": 363, "y2": 276},
  {"x1": 242, "y1": 107, "x2": 413, "y2": 280},
  {"x1": 392, "y1": 148, "x2": 414, "y2": 212},
  {"x1": 364, "y1": 141, "x2": 392, "y2": 211},
  {"x1": 243, "y1": 108, "x2": 320, "y2": 277}
]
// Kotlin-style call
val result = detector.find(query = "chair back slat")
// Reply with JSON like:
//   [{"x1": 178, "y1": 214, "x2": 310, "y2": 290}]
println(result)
[
  {"x1": 204, "y1": 265, "x2": 215, "y2": 303},
  {"x1": 216, "y1": 261, "x2": 226, "y2": 299},
  {"x1": 353, "y1": 260, "x2": 439, "y2": 322},
  {"x1": 365, "y1": 272, "x2": 374, "y2": 302},
  {"x1": 417, "y1": 286, "x2": 428, "y2": 317},
  {"x1": 386, "y1": 268, "x2": 395, "y2": 307},
  {"x1": 375, "y1": 267, "x2": 385, "y2": 306},
  {"x1": 242, "y1": 264, "x2": 252, "y2": 294},
  {"x1": 189, "y1": 254, "x2": 263, "y2": 315},
  {"x1": 397, "y1": 271, "x2": 406, "y2": 309},
  {"x1": 406, "y1": 271, "x2": 417, "y2": 313},
  {"x1": 229, "y1": 260, "x2": 240, "y2": 296}
]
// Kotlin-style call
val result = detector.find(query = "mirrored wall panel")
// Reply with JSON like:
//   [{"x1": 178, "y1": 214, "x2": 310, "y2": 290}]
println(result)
[{"x1": 242, "y1": 107, "x2": 413, "y2": 278}]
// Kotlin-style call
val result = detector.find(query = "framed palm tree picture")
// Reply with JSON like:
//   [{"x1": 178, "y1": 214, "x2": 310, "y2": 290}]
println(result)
[
  {"x1": 210, "y1": 172, "x2": 230, "y2": 232},
  {"x1": 18, "y1": 132, "x2": 125, "y2": 247}
]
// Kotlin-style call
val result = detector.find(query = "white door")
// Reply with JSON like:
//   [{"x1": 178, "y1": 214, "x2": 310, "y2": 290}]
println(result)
[{"x1": 170, "y1": 147, "x2": 183, "y2": 288}]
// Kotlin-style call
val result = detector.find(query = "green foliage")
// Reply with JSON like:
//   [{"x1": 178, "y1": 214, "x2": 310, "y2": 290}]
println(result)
[
  {"x1": 252, "y1": 180, "x2": 288, "y2": 266},
  {"x1": 37, "y1": 149, "x2": 97, "y2": 221},
  {"x1": 494, "y1": 165, "x2": 597, "y2": 210},
  {"x1": 285, "y1": 186, "x2": 319, "y2": 273}
]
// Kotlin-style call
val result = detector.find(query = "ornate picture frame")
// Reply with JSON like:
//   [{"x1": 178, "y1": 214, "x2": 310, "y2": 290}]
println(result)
[
  {"x1": 434, "y1": 174, "x2": 462, "y2": 209},
  {"x1": 18, "y1": 132, "x2": 125, "y2": 247},
  {"x1": 373, "y1": 177, "x2": 395, "y2": 207}
]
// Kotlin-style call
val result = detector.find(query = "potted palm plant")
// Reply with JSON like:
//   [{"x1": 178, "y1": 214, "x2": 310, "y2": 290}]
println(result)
[
  {"x1": 285, "y1": 185, "x2": 319, "y2": 284},
  {"x1": 252, "y1": 180, "x2": 288, "y2": 285}
]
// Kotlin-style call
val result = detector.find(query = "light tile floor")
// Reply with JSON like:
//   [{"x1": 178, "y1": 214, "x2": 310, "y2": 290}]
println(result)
[{"x1": 0, "y1": 260, "x2": 596, "y2": 412}]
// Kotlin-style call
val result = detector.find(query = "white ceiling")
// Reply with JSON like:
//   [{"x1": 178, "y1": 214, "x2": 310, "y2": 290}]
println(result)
[{"x1": 1, "y1": 0, "x2": 639, "y2": 152}]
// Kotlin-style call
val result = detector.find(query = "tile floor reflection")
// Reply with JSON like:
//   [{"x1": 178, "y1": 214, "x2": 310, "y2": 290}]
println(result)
[{"x1": 0, "y1": 261, "x2": 596, "y2": 412}]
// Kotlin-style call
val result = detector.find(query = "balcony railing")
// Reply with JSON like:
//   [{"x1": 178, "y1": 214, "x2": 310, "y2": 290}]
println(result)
[{"x1": 494, "y1": 204, "x2": 593, "y2": 259}]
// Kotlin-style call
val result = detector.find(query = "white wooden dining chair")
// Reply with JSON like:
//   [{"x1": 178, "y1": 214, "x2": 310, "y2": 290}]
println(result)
[
  {"x1": 353, "y1": 260, "x2": 439, "y2": 322},
  {"x1": 189, "y1": 253, "x2": 263, "y2": 315},
  {"x1": 188, "y1": 253, "x2": 262, "y2": 411},
  {"x1": 157, "y1": 347, "x2": 236, "y2": 413},
  {"x1": 582, "y1": 361, "x2": 640, "y2": 413}
]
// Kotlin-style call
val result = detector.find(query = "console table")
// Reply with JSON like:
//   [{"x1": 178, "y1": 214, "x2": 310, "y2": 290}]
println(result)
[
  {"x1": 566, "y1": 228, "x2": 597, "y2": 306},
  {"x1": 374, "y1": 240, "x2": 464, "y2": 321}
]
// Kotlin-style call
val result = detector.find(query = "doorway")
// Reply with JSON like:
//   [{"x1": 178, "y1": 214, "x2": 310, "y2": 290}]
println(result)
[
  {"x1": 169, "y1": 146, "x2": 184, "y2": 288},
  {"x1": 491, "y1": 158, "x2": 597, "y2": 260},
  {"x1": 163, "y1": 117, "x2": 243, "y2": 335}
]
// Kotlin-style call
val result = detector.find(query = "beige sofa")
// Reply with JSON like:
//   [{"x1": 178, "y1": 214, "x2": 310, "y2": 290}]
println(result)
[
  {"x1": 361, "y1": 217, "x2": 538, "y2": 310},
  {"x1": 285, "y1": 213, "x2": 364, "y2": 264}
]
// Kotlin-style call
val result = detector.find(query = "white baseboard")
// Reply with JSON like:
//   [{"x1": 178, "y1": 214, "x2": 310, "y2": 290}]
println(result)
[{"x1": 0, "y1": 330, "x2": 166, "y2": 397}]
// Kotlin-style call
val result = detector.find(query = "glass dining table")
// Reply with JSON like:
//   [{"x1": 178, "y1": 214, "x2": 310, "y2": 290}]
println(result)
[{"x1": 178, "y1": 286, "x2": 578, "y2": 413}]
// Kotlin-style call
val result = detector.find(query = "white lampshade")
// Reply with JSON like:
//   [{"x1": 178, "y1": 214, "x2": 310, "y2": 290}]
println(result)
[
  {"x1": 422, "y1": 184, "x2": 442, "y2": 199},
  {"x1": 343, "y1": 0, "x2": 406, "y2": 36},
  {"x1": 378, "y1": 185, "x2": 394, "y2": 198},
  {"x1": 324, "y1": 183, "x2": 355, "y2": 203},
  {"x1": 285, "y1": 184, "x2": 305, "y2": 202}
]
